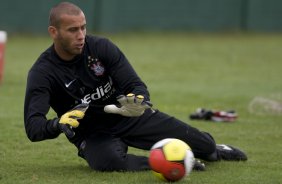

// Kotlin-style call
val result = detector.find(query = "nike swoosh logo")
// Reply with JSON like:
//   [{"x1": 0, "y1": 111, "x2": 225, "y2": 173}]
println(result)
[{"x1": 65, "y1": 79, "x2": 76, "y2": 88}]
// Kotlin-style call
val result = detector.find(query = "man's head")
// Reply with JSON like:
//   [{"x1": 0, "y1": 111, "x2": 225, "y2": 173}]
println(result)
[{"x1": 48, "y1": 2, "x2": 86, "y2": 61}]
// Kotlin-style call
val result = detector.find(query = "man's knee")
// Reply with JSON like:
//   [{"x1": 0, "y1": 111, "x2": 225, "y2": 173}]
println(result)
[
  {"x1": 82, "y1": 140, "x2": 129, "y2": 171},
  {"x1": 87, "y1": 151, "x2": 127, "y2": 171}
]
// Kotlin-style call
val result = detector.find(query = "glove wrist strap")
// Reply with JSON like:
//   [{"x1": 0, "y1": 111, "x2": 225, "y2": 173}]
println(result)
[
  {"x1": 45, "y1": 118, "x2": 61, "y2": 136},
  {"x1": 51, "y1": 118, "x2": 62, "y2": 132}
]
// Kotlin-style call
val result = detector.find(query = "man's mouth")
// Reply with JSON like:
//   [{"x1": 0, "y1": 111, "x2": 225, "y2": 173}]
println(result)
[{"x1": 75, "y1": 43, "x2": 84, "y2": 49}]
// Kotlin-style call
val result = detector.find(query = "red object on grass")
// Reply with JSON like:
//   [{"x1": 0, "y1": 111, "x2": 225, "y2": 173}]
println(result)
[{"x1": 0, "y1": 31, "x2": 7, "y2": 83}]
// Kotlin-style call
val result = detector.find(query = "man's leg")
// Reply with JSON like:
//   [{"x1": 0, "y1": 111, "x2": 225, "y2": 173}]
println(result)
[
  {"x1": 80, "y1": 133, "x2": 149, "y2": 171},
  {"x1": 120, "y1": 110, "x2": 217, "y2": 160},
  {"x1": 120, "y1": 110, "x2": 247, "y2": 162}
]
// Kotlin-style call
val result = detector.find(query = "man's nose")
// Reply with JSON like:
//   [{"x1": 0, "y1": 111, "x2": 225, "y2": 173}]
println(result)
[{"x1": 77, "y1": 29, "x2": 85, "y2": 40}]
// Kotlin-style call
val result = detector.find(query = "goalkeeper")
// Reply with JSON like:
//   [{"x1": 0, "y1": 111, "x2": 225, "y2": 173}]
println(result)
[{"x1": 24, "y1": 2, "x2": 247, "y2": 172}]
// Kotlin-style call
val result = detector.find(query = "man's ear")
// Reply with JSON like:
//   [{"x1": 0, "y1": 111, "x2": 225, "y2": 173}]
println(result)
[{"x1": 48, "y1": 26, "x2": 57, "y2": 39}]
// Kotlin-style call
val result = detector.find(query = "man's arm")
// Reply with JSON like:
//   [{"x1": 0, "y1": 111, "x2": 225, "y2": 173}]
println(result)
[
  {"x1": 24, "y1": 69, "x2": 61, "y2": 141},
  {"x1": 94, "y1": 38, "x2": 153, "y2": 117},
  {"x1": 98, "y1": 38, "x2": 150, "y2": 101},
  {"x1": 24, "y1": 68, "x2": 88, "y2": 141}
]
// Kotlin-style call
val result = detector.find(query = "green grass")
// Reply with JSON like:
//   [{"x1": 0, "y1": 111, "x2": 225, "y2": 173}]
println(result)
[{"x1": 0, "y1": 32, "x2": 282, "y2": 184}]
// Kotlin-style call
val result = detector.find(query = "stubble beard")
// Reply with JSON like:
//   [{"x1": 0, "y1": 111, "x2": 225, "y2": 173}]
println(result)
[{"x1": 57, "y1": 34, "x2": 82, "y2": 59}]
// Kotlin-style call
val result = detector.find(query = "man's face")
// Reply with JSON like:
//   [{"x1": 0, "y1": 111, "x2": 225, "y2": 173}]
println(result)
[{"x1": 52, "y1": 12, "x2": 86, "y2": 60}]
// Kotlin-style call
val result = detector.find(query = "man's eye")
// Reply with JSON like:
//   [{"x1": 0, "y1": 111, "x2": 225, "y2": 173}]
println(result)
[{"x1": 69, "y1": 28, "x2": 77, "y2": 32}]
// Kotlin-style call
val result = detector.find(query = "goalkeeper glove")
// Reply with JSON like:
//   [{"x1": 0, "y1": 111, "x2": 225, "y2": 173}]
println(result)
[
  {"x1": 104, "y1": 93, "x2": 153, "y2": 117},
  {"x1": 55, "y1": 103, "x2": 88, "y2": 138}
]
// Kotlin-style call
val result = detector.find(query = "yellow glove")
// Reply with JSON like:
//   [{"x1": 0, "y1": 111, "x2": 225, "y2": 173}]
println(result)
[
  {"x1": 59, "y1": 110, "x2": 85, "y2": 127},
  {"x1": 58, "y1": 103, "x2": 88, "y2": 138},
  {"x1": 104, "y1": 93, "x2": 153, "y2": 117}
]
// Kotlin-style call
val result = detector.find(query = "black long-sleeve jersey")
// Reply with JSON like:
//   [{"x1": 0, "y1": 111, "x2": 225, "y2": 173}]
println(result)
[{"x1": 24, "y1": 35, "x2": 150, "y2": 143}]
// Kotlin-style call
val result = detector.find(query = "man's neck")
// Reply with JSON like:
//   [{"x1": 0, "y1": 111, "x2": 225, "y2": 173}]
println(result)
[{"x1": 54, "y1": 44, "x2": 75, "y2": 61}]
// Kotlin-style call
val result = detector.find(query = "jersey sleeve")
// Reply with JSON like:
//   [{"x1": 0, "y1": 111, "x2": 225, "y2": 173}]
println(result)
[
  {"x1": 97, "y1": 38, "x2": 150, "y2": 101},
  {"x1": 24, "y1": 69, "x2": 61, "y2": 141}
]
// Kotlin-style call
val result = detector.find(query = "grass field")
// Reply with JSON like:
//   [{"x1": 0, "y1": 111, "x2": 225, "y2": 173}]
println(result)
[{"x1": 0, "y1": 32, "x2": 282, "y2": 184}]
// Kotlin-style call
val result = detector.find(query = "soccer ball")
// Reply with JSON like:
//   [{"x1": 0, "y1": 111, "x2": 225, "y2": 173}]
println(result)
[{"x1": 149, "y1": 138, "x2": 195, "y2": 182}]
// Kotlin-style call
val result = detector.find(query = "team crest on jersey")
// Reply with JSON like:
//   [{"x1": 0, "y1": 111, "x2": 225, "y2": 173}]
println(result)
[
  {"x1": 91, "y1": 61, "x2": 105, "y2": 76},
  {"x1": 87, "y1": 56, "x2": 105, "y2": 76}
]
